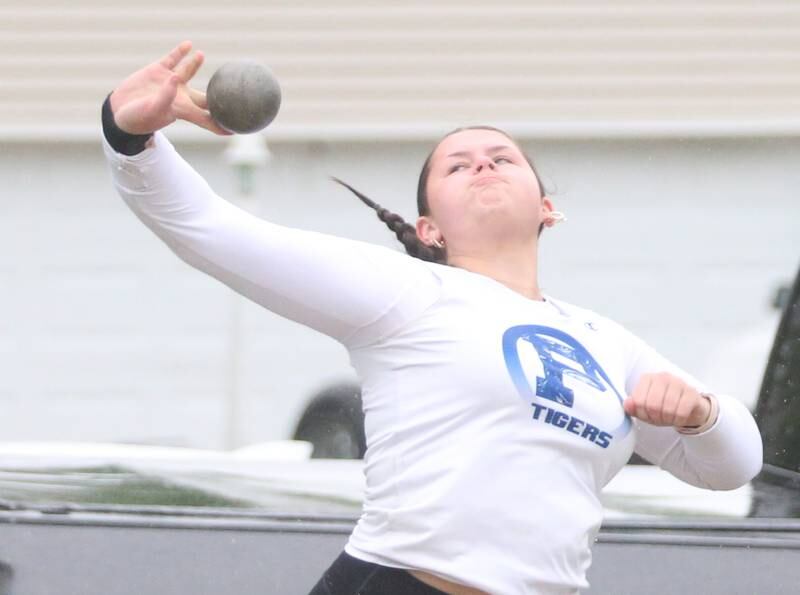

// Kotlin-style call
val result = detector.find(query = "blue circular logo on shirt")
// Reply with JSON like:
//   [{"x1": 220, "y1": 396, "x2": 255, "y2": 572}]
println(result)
[{"x1": 502, "y1": 325, "x2": 631, "y2": 445}]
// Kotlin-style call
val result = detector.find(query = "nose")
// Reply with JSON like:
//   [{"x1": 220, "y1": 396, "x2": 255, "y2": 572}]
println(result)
[{"x1": 474, "y1": 155, "x2": 496, "y2": 172}]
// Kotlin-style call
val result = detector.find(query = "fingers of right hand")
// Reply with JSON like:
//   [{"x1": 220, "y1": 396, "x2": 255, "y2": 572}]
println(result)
[
  {"x1": 110, "y1": 76, "x2": 179, "y2": 135},
  {"x1": 176, "y1": 101, "x2": 232, "y2": 136},
  {"x1": 159, "y1": 40, "x2": 192, "y2": 70},
  {"x1": 175, "y1": 51, "x2": 204, "y2": 84},
  {"x1": 155, "y1": 74, "x2": 181, "y2": 107},
  {"x1": 187, "y1": 87, "x2": 208, "y2": 109}
]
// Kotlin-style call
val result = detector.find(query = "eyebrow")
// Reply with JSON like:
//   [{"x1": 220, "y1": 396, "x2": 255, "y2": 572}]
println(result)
[{"x1": 445, "y1": 145, "x2": 513, "y2": 159}]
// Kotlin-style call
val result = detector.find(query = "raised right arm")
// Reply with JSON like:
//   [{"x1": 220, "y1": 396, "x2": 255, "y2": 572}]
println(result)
[
  {"x1": 103, "y1": 42, "x2": 439, "y2": 348},
  {"x1": 105, "y1": 131, "x2": 438, "y2": 348}
]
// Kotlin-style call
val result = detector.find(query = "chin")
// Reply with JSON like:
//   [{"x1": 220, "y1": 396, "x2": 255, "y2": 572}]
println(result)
[{"x1": 474, "y1": 189, "x2": 510, "y2": 207}]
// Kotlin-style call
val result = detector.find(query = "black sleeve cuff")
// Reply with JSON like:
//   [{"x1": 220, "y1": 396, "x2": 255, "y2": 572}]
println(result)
[{"x1": 101, "y1": 93, "x2": 153, "y2": 156}]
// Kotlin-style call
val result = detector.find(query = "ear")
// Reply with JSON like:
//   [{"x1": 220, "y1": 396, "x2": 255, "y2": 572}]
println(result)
[
  {"x1": 540, "y1": 196, "x2": 557, "y2": 227},
  {"x1": 416, "y1": 215, "x2": 442, "y2": 246}
]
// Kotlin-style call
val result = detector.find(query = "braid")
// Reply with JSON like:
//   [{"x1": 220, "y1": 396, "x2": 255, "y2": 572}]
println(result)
[{"x1": 332, "y1": 177, "x2": 446, "y2": 264}]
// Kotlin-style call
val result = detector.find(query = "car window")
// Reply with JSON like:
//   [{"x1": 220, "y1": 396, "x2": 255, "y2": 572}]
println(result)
[{"x1": 755, "y1": 265, "x2": 800, "y2": 473}]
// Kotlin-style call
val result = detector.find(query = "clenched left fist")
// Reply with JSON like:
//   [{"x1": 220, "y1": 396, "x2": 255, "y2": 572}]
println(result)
[{"x1": 623, "y1": 372, "x2": 716, "y2": 430}]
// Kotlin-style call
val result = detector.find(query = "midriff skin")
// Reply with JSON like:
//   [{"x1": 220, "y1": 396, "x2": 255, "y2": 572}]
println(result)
[{"x1": 408, "y1": 569, "x2": 490, "y2": 595}]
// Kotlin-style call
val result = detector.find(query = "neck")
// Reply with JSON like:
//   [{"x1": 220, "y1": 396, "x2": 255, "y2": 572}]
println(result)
[{"x1": 447, "y1": 241, "x2": 543, "y2": 301}]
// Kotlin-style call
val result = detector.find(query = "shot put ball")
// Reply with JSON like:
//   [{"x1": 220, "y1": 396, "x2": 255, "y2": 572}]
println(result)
[{"x1": 207, "y1": 61, "x2": 281, "y2": 134}]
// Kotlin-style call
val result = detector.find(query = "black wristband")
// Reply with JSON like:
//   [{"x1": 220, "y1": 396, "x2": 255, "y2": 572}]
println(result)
[{"x1": 101, "y1": 93, "x2": 153, "y2": 156}]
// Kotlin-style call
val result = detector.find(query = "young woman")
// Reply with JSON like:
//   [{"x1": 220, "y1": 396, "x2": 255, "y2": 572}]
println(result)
[{"x1": 103, "y1": 42, "x2": 763, "y2": 595}]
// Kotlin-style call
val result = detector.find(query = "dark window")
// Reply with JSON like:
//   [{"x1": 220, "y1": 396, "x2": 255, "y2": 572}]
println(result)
[{"x1": 755, "y1": 263, "x2": 800, "y2": 472}]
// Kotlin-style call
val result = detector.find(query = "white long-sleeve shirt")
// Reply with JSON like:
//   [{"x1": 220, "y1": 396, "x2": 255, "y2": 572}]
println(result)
[{"x1": 104, "y1": 132, "x2": 763, "y2": 595}]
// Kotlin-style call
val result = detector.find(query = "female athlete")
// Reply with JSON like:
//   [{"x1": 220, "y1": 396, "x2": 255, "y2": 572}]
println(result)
[{"x1": 103, "y1": 42, "x2": 763, "y2": 595}]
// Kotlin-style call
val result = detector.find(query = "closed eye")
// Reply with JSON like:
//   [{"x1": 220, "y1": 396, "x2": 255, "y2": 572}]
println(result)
[
  {"x1": 448, "y1": 163, "x2": 468, "y2": 174},
  {"x1": 447, "y1": 155, "x2": 512, "y2": 174}
]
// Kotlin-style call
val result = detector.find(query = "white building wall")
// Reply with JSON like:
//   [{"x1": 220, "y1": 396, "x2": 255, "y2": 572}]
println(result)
[
  {"x1": 1, "y1": 1, "x2": 799, "y2": 140},
  {"x1": 1, "y1": 134, "x2": 798, "y2": 448}
]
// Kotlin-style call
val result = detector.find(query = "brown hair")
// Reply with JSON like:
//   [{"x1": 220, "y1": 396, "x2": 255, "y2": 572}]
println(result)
[{"x1": 334, "y1": 126, "x2": 547, "y2": 265}]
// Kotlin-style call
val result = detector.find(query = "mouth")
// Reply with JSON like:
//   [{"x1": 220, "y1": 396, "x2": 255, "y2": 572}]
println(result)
[{"x1": 471, "y1": 176, "x2": 505, "y2": 187}]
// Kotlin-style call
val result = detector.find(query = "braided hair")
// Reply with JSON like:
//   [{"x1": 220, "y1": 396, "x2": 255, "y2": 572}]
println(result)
[
  {"x1": 331, "y1": 177, "x2": 447, "y2": 264},
  {"x1": 334, "y1": 126, "x2": 547, "y2": 264}
]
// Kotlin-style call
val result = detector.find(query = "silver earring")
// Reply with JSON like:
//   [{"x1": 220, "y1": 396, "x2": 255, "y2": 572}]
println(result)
[
  {"x1": 432, "y1": 238, "x2": 445, "y2": 249},
  {"x1": 547, "y1": 211, "x2": 566, "y2": 225}
]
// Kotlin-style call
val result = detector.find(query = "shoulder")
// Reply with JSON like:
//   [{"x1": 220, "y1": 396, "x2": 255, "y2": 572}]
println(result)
[
  {"x1": 339, "y1": 240, "x2": 441, "y2": 276},
  {"x1": 543, "y1": 295, "x2": 604, "y2": 325},
  {"x1": 545, "y1": 295, "x2": 642, "y2": 347},
  {"x1": 414, "y1": 260, "x2": 479, "y2": 289}
]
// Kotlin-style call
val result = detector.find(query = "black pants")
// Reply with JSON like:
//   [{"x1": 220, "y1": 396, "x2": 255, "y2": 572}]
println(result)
[{"x1": 308, "y1": 550, "x2": 447, "y2": 595}]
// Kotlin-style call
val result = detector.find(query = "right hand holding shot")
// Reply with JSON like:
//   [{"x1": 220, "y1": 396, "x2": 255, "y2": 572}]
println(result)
[{"x1": 109, "y1": 40, "x2": 232, "y2": 137}]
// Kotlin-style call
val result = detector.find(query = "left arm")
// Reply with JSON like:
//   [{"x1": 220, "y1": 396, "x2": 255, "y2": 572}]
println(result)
[{"x1": 624, "y1": 336, "x2": 763, "y2": 491}]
